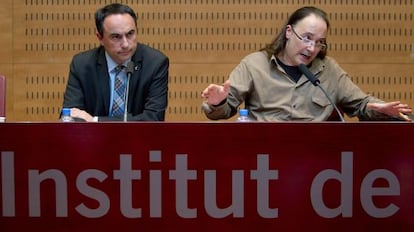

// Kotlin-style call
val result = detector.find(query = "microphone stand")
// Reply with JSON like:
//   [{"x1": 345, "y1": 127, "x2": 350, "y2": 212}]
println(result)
[
  {"x1": 124, "y1": 61, "x2": 135, "y2": 122},
  {"x1": 298, "y1": 64, "x2": 345, "y2": 122},
  {"x1": 315, "y1": 84, "x2": 345, "y2": 122},
  {"x1": 123, "y1": 75, "x2": 130, "y2": 122}
]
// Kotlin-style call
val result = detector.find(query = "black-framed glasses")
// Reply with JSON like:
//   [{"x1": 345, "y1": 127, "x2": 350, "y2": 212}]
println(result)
[{"x1": 291, "y1": 26, "x2": 327, "y2": 50}]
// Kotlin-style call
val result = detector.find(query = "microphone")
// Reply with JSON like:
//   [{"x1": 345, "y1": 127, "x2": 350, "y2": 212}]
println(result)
[
  {"x1": 298, "y1": 63, "x2": 345, "y2": 122},
  {"x1": 124, "y1": 61, "x2": 135, "y2": 122},
  {"x1": 298, "y1": 63, "x2": 320, "y2": 86}
]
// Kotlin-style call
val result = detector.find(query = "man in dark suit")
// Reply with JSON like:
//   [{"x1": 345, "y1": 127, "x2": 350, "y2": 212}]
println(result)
[{"x1": 62, "y1": 3, "x2": 169, "y2": 121}]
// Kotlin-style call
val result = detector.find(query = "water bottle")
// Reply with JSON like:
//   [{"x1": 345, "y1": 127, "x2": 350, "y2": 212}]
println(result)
[
  {"x1": 237, "y1": 109, "x2": 251, "y2": 122},
  {"x1": 60, "y1": 108, "x2": 74, "y2": 122}
]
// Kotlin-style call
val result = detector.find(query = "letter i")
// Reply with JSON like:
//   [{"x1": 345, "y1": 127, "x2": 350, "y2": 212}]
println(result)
[
  {"x1": 149, "y1": 150, "x2": 162, "y2": 217},
  {"x1": 1, "y1": 151, "x2": 15, "y2": 216}
]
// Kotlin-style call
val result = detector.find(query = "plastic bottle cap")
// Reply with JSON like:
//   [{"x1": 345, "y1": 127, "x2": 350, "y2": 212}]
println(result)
[
  {"x1": 62, "y1": 108, "x2": 71, "y2": 116},
  {"x1": 239, "y1": 109, "x2": 248, "y2": 116}
]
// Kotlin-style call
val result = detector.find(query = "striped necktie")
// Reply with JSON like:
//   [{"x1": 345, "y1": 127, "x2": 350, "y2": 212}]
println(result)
[{"x1": 111, "y1": 65, "x2": 126, "y2": 116}]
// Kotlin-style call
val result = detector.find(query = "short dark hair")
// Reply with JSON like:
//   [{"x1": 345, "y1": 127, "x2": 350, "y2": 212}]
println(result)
[
  {"x1": 261, "y1": 6, "x2": 330, "y2": 59},
  {"x1": 95, "y1": 3, "x2": 138, "y2": 36}
]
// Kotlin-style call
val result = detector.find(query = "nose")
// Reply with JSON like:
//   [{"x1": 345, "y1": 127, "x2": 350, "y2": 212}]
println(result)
[
  {"x1": 120, "y1": 36, "x2": 129, "y2": 48},
  {"x1": 306, "y1": 42, "x2": 316, "y2": 52}
]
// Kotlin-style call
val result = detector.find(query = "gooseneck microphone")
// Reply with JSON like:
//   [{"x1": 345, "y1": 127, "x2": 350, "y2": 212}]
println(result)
[
  {"x1": 298, "y1": 63, "x2": 345, "y2": 122},
  {"x1": 124, "y1": 61, "x2": 135, "y2": 122}
]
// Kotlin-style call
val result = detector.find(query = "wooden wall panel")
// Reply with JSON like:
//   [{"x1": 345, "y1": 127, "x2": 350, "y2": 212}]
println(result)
[
  {"x1": 344, "y1": 64, "x2": 414, "y2": 101},
  {"x1": 0, "y1": 0, "x2": 413, "y2": 122},
  {"x1": 0, "y1": 0, "x2": 13, "y2": 119},
  {"x1": 167, "y1": 63, "x2": 233, "y2": 121}
]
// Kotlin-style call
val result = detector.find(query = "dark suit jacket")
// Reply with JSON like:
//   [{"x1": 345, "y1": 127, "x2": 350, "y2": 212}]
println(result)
[{"x1": 63, "y1": 44, "x2": 169, "y2": 121}]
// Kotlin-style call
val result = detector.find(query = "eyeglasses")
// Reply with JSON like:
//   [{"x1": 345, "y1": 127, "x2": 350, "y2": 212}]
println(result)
[{"x1": 291, "y1": 26, "x2": 327, "y2": 50}]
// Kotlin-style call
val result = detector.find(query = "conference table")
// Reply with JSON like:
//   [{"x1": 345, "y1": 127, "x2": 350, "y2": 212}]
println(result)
[{"x1": 0, "y1": 122, "x2": 413, "y2": 231}]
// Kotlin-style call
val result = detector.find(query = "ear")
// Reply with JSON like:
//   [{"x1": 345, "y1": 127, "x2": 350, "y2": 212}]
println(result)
[
  {"x1": 285, "y1": 25, "x2": 292, "y2": 39},
  {"x1": 96, "y1": 31, "x2": 104, "y2": 45}
]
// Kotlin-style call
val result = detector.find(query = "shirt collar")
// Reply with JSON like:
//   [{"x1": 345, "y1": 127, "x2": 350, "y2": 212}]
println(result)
[{"x1": 105, "y1": 52, "x2": 131, "y2": 72}]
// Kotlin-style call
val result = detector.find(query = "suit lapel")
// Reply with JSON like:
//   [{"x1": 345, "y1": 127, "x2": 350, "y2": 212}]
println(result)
[
  {"x1": 128, "y1": 46, "x2": 143, "y2": 105},
  {"x1": 96, "y1": 48, "x2": 111, "y2": 114}
]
